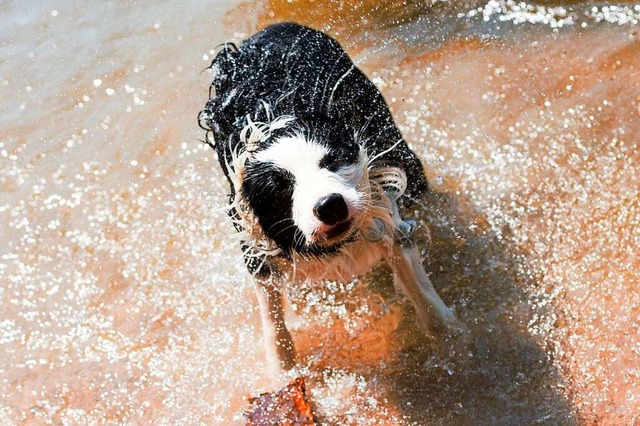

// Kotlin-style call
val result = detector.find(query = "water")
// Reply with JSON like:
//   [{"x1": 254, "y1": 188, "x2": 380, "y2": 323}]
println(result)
[{"x1": 2, "y1": 1, "x2": 639, "y2": 424}]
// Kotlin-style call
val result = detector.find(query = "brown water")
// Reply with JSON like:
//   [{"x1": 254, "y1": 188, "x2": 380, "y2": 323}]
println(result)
[{"x1": 2, "y1": 1, "x2": 640, "y2": 424}]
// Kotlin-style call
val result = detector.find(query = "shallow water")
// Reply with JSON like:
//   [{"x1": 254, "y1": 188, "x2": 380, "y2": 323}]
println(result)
[{"x1": 2, "y1": 1, "x2": 640, "y2": 424}]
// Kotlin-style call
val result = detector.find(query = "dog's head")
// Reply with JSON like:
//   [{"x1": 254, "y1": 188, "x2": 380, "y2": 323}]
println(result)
[{"x1": 231, "y1": 111, "x2": 371, "y2": 258}]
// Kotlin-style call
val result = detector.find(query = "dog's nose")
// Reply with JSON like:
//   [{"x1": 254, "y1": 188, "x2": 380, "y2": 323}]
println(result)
[{"x1": 313, "y1": 193, "x2": 348, "y2": 226}]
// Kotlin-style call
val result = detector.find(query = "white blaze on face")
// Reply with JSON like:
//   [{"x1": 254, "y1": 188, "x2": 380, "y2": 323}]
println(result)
[{"x1": 254, "y1": 134, "x2": 364, "y2": 242}]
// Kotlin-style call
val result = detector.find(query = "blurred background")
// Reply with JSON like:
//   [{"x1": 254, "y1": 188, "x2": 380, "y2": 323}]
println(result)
[{"x1": 1, "y1": 1, "x2": 639, "y2": 424}]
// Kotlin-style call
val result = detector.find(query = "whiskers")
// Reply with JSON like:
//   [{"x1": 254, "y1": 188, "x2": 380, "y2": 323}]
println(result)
[{"x1": 221, "y1": 106, "x2": 408, "y2": 267}]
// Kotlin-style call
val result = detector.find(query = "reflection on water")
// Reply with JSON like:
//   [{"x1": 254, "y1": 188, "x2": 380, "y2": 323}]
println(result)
[{"x1": 2, "y1": 1, "x2": 639, "y2": 424}]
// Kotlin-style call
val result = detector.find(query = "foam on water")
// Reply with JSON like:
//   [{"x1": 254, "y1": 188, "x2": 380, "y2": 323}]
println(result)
[{"x1": 2, "y1": 0, "x2": 639, "y2": 424}]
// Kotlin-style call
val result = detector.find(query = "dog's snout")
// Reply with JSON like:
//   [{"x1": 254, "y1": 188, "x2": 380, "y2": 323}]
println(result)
[{"x1": 313, "y1": 193, "x2": 348, "y2": 226}]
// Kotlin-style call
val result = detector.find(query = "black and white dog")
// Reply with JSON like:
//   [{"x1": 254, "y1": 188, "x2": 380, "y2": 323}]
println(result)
[{"x1": 200, "y1": 22, "x2": 463, "y2": 376}]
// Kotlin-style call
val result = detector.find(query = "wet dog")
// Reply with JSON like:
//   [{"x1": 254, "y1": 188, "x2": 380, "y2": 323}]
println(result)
[{"x1": 199, "y1": 22, "x2": 463, "y2": 376}]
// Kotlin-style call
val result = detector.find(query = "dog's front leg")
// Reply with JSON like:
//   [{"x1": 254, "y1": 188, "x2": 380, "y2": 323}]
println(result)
[
  {"x1": 386, "y1": 241, "x2": 465, "y2": 337},
  {"x1": 254, "y1": 277, "x2": 296, "y2": 376},
  {"x1": 379, "y1": 197, "x2": 465, "y2": 337}
]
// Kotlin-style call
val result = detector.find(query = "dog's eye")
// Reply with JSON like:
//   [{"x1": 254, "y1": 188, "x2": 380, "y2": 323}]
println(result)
[
  {"x1": 242, "y1": 162, "x2": 295, "y2": 215},
  {"x1": 242, "y1": 162, "x2": 297, "y2": 248},
  {"x1": 319, "y1": 148, "x2": 359, "y2": 171},
  {"x1": 243, "y1": 162, "x2": 294, "y2": 197}
]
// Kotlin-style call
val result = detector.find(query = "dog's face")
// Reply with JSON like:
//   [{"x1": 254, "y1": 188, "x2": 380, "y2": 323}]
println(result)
[{"x1": 240, "y1": 116, "x2": 369, "y2": 256}]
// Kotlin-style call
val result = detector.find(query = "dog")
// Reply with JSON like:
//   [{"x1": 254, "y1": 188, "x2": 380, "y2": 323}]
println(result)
[{"x1": 199, "y1": 22, "x2": 464, "y2": 376}]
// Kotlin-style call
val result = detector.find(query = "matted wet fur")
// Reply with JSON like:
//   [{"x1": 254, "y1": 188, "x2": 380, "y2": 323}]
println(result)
[{"x1": 199, "y1": 22, "x2": 463, "y2": 375}]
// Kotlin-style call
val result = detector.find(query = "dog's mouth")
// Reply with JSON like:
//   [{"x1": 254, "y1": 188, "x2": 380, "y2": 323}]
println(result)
[
  {"x1": 326, "y1": 219, "x2": 352, "y2": 239},
  {"x1": 314, "y1": 218, "x2": 354, "y2": 243}
]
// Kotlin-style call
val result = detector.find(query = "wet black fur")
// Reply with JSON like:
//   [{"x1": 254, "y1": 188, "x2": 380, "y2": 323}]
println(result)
[{"x1": 200, "y1": 22, "x2": 428, "y2": 276}]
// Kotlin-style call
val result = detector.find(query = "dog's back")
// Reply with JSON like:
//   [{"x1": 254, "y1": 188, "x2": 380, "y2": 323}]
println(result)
[{"x1": 201, "y1": 22, "x2": 428, "y2": 200}]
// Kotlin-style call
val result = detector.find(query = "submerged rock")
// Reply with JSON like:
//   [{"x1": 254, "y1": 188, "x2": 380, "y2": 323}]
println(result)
[{"x1": 245, "y1": 378, "x2": 317, "y2": 426}]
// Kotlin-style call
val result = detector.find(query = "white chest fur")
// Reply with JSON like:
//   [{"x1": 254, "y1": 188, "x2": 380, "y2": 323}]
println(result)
[{"x1": 272, "y1": 235, "x2": 388, "y2": 284}]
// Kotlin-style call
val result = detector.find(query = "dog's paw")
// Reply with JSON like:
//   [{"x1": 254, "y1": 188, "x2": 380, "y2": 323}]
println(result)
[
  {"x1": 398, "y1": 218, "x2": 417, "y2": 236},
  {"x1": 446, "y1": 317, "x2": 469, "y2": 339}
]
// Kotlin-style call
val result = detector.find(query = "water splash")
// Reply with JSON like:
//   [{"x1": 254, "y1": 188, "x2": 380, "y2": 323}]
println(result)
[{"x1": 2, "y1": 0, "x2": 639, "y2": 424}]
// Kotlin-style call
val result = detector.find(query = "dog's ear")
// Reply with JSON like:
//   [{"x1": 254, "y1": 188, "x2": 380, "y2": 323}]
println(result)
[
  {"x1": 199, "y1": 44, "x2": 242, "y2": 185},
  {"x1": 209, "y1": 43, "x2": 239, "y2": 96}
]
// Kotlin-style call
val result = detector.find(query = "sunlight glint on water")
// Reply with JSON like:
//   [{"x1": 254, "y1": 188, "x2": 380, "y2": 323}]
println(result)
[{"x1": 2, "y1": 1, "x2": 640, "y2": 424}]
